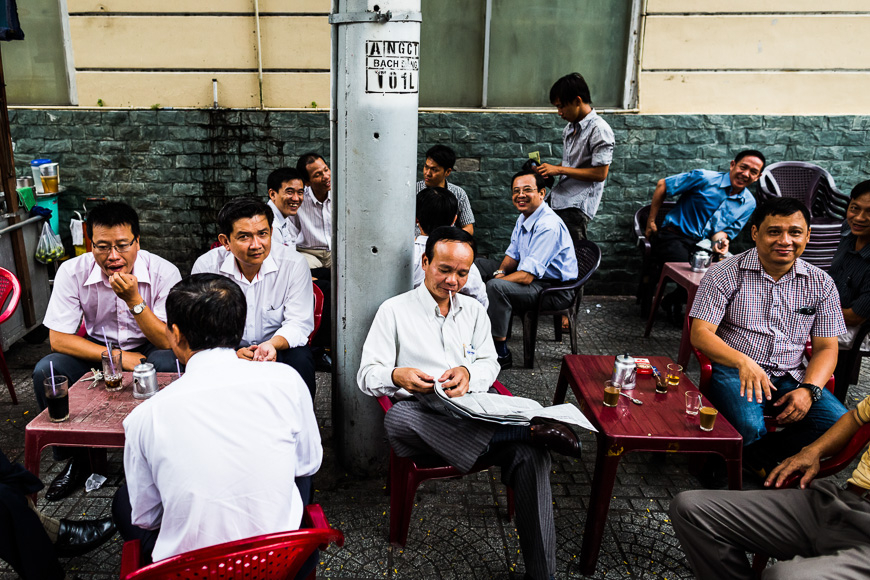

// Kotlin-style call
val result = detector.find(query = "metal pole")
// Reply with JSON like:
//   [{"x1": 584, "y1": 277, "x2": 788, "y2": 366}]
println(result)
[{"x1": 331, "y1": 0, "x2": 421, "y2": 475}]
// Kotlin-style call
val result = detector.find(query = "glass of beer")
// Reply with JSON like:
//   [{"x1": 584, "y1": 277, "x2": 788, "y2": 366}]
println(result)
[
  {"x1": 699, "y1": 406, "x2": 718, "y2": 431},
  {"x1": 102, "y1": 348, "x2": 124, "y2": 391},
  {"x1": 666, "y1": 363, "x2": 682, "y2": 388},
  {"x1": 43, "y1": 376, "x2": 69, "y2": 422},
  {"x1": 603, "y1": 380, "x2": 621, "y2": 407}
]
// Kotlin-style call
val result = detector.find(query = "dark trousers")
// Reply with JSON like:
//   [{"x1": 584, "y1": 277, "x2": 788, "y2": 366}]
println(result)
[
  {"x1": 275, "y1": 345, "x2": 316, "y2": 398},
  {"x1": 639, "y1": 228, "x2": 697, "y2": 314},
  {"x1": 0, "y1": 451, "x2": 64, "y2": 580},
  {"x1": 112, "y1": 476, "x2": 316, "y2": 578},
  {"x1": 310, "y1": 269, "x2": 332, "y2": 350},
  {"x1": 553, "y1": 207, "x2": 589, "y2": 247}
]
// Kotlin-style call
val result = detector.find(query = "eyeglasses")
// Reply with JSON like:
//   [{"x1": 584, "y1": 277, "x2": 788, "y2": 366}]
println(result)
[
  {"x1": 93, "y1": 239, "x2": 137, "y2": 254},
  {"x1": 736, "y1": 163, "x2": 761, "y2": 177},
  {"x1": 511, "y1": 187, "x2": 538, "y2": 196}
]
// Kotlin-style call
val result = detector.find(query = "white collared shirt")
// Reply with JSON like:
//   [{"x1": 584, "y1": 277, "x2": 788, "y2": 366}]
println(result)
[
  {"x1": 267, "y1": 199, "x2": 303, "y2": 251},
  {"x1": 191, "y1": 244, "x2": 314, "y2": 348},
  {"x1": 43, "y1": 250, "x2": 181, "y2": 350},
  {"x1": 357, "y1": 284, "x2": 500, "y2": 399},
  {"x1": 297, "y1": 188, "x2": 331, "y2": 250},
  {"x1": 413, "y1": 236, "x2": 488, "y2": 309},
  {"x1": 123, "y1": 348, "x2": 322, "y2": 562}
]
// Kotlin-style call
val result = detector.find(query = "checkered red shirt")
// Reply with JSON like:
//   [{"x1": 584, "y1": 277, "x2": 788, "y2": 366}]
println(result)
[{"x1": 689, "y1": 248, "x2": 846, "y2": 382}]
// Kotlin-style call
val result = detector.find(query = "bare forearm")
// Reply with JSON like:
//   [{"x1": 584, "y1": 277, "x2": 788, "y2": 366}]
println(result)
[
  {"x1": 805, "y1": 409, "x2": 862, "y2": 458},
  {"x1": 49, "y1": 330, "x2": 108, "y2": 363},
  {"x1": 690, "y1": 323, "x2": 749, "y2": 368},
  {"x1": 803, "y1": 342, "x2": 838, "y2": 388},
  {"x1": 558, "y1": 165, "x2": 609, "y2": 183},
  {"x1": 498, "y1": 256, "x2": 519, "y2": 274},
  {"x1": 647, "y1": 180, "x2": 667, "y2": 230},
  {"x1": 461, "y1": 224, "x2": 474, "y2": 235},
  {"x1": 266, "y1": 335, "x2": 290, "y2": 352},
  {"x1": 133, "y1": 308, "x2": 171, "y2": 349},
  {"x1": 843, "y1": 308, "x2": 867, "y2": 327},
  {"x1": 501, "y1": 270, "x2": 535, "y2": 285}
]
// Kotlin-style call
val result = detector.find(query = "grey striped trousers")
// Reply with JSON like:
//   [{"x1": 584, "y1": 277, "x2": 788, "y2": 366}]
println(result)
[{"x1": 384, "y1": 401, "x2": 556, "y2": 580}]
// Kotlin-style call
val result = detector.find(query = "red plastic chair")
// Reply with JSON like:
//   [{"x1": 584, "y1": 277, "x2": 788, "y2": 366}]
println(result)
[
  {"x1": 119, "y1": 504, "x2": 343, "y2": 580},
  {"x1": 377, "y1": 380, "x2": 516, "y2": 547},
  {"x1": 0, "y1": 268, "x2": 22, "y2": 404},
  {"x1": 308, "y1": 283, "x2": 323, "y2": 346}
]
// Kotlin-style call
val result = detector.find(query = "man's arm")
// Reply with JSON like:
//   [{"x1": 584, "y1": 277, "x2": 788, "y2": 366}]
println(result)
[
  {"x1": 690, "y1": 318, "x2": 776, "y2": 403},
  {"x1": 645, "y1": 179, "x2": 667, "y2": 238},
  {"x1": 768, "y1": 334, "x2": 837, "y2": 425},
  {"x1": 843, "y1": 307, "x2": 868, "y2": 327},
  {"x1": 49, "y1": 330, "x2": 145, "y2": 372},
  {"x1": 766, "y1": 408, "x2": 863, "y2": 489},
  {"x1": 461, "y1": 223, "x2": 474, "y2": 235},
  {"x1": 109, "y1": 273, "x2": 171, "y2": 349},
  {"x1": 492, "y1": 255, "x2": 534, "y2": 285},
  {"x1": 537, "y1": 164, "x2": 609, "y2": 183},
  {"x1": 123, "y1": 413, "x2": 164, "y2": 530}
]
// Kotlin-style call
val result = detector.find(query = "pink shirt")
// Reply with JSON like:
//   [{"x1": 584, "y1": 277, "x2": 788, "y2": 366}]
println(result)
[{"x1": 43, "y1": 250, "x2": 182, "y2": 350}]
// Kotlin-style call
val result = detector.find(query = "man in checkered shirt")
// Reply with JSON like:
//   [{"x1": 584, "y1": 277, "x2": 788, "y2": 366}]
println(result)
[{"x1": 690, "y1": 197, "x2": 848, "y2": 475}]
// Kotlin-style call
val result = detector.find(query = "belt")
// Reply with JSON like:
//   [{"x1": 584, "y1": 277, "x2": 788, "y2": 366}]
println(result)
[{"x1": 846, "y1": 482, "x2": 870, "y2": 500}]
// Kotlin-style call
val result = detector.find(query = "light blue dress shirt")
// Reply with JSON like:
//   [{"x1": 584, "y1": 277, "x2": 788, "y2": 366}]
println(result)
[
  {"x1": 661, "y1": 169, "x2": 756, "y2": 240},
  {"x1": 506, "y1": 203, "x2": 578, "y2": 282}
]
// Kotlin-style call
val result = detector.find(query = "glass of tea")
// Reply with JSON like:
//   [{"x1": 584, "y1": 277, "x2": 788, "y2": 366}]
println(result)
[
  {"x1": 603, "y1": 380, "x2": 621, "y2": 407},
  {"x1": 666, "y1": 363, "x2": 683, "y2": 388},
  {"x1": 44, "y1": 376, "x2": 69, "y2": 422},
  {"x1": 699, "y1": 406, "x2": 718, "y2": 431},
  {"x1": 102, "y1": 348, "x2": 124, "y2": 391}
]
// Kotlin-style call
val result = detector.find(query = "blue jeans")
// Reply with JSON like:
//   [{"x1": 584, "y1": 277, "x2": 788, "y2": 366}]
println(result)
[{"x1": 708, "y1": 363, "x2": 846, "y2": 462}]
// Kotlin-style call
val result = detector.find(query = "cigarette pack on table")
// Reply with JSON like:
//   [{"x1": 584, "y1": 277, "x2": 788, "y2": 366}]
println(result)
[{"x1": 635, "y1": 357, "x2": 653, "y2": 375}]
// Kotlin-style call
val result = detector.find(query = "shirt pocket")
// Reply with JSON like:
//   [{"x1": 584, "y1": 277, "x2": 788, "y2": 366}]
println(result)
[
  {"x1": 787, "y1": 309, "x2": 817, "y2": 344},
  {"x1": 263, "y1": 306, "x2": 284, "y2": 330}
]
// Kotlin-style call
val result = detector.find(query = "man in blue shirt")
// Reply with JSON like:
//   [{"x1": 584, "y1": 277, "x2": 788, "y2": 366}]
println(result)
[
  {"x1": 477, "y1": 170, "x2": 578, "y2": 368},
  {"x1": 639, "y1": 150, "x2": 766, "y2": 318}
]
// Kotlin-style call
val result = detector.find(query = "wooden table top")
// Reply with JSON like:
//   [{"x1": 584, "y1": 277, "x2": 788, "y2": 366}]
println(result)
[
  {"x1": 562, "y1": 355, "x2": 741, "y2": 444},
  {"x1": 663, "y1": 261, "x2": 707, "y2": 288}
]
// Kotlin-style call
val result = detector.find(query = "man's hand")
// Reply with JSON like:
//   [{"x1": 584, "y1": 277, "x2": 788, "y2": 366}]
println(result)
[
  {"x1": 535, "y1": 163, "x2": 561, "y2": 178},
  {"x1": 644, "y1": 221, "x2": 657, "y2": 238},
  {"x1": 391, "y1": 368, "x2": 436, "y2": 394},
  {"x1": 109, "y1": 272, "x2": 142, "y2": 306},
  {"x1": 737, "y1": 357, "x2": 776, "y2": 403},
  {"x1": 237, "y1": 346, "x2": 256, "y2": 360},
  {"x1": 121, "y1": 351, "x2": 146, "y2": 371},
  {"x1": 711, "y1": 235, "x2": 730, "y2": 256},
  {"x1": 250, "y1": 342, "x2": 278, "y2": 362},
  {"x1": 765, "y1": 446, "x2": 821, "y2": 489},
  {"x1": 773, "y1": 388, "x2": 813, "y2": 424},
  {"x1": 438, "y1": 367, "x2": 470, "y2": 398}
]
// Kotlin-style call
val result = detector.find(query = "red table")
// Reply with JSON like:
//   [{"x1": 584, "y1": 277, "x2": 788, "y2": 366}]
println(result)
[
  {"x1": 643, "y1": 261, "x2": 706, "y2": 368},
  {"x1": 553, "y1": 355, "x2": 742, "y2": 575},
  {"x1": 25, "y1": 372, "x2": 175, "y2": 481}
]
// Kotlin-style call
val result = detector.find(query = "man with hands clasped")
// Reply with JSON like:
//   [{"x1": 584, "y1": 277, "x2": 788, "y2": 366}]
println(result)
[
  {"x1": 689, "y1": 198, "x2": 847, "y2": 477},
  {"x1": 33, "y1": 201, "x2": 182, "y2": 501}
]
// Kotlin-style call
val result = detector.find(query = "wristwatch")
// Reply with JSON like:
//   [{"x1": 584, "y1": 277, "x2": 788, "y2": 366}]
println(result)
[
  {"x1": 493, "y1": 270, "x2": 506, "y2": 277},
  {"x1": 800, "y1": 382, "x2": 823, "y2": 403},
  {"x1": 130, "y1": 301, "x2": 147, "y2": 315}
]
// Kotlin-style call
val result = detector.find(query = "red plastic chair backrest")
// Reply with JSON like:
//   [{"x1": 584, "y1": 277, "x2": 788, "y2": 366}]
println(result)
[
  {"x1": 122, "y1": 527, "x2": 344, "y2": 579},
  {"x1": 308, "y1": 283, "x2": 324, "y2": 345},
  {"x1": 0, "y1": 268, "x2": 21, "y2": 326}
]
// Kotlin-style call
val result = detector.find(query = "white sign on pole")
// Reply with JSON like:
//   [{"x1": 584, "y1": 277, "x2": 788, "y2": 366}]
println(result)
[{"x1": 365, "y1": 40, "x2": 419, "y2": 93}]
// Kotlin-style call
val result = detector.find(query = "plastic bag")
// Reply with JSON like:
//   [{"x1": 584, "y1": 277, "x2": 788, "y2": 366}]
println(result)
[{"x1": 35, "y1": 222, "x2": 65, "y2": 264}]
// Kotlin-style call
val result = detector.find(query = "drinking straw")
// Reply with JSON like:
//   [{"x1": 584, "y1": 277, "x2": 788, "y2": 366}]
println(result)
[
  {"x1": 49, "y1": 360, "x2": 56, "y2": 396},
  {"x1": 176, "y1": 359, "x2": 182, "y2": 379},
  {"x1": 101, "y1": 326, "x2": 116, "y2": 375}
]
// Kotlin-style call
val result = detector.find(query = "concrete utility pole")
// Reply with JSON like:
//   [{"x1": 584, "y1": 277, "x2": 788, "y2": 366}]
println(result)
[{"x1": 330, "y1": 0, "x2": 421, "y2": 474}]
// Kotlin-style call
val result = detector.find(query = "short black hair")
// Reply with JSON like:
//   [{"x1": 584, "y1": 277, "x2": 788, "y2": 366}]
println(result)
[
  {"x1": 296, "y1": 152, "x2": 326, "y2": 182},
  {"x1": 86, "y1": 201, "x2": 140, "y2": 240},
  {"x1": 510, "y1": 169, "x2": 546, "y2": 192},
  {"x1": 416, "y1": 187, "x2": 458, "y2": 235},
  {"x1": 425, "y1": 145, "x2": 456, "y2": 171},
  {"x1": 751, "y1": 197, "x2": 811, "y2": 229},
  {"x1": 267, "y1": 167, "x2": 305, "y2": 193},
  {"x1": 734, "y1": 149, "x2": 766, "y2": 169},
  {"x1": 850, "y1": 179, "x2": 870, "y2": 201},
  {"x1": 549, "y1": 73, "x2": 592, "y2": 106},
  {"x1": 424, "y1": 226, "x2": 476, "y2": 262},
  {"x1": 217, "y1": 198, "x2": 274, "y2": 237},
  {"x1": 166, "y1": 274, "x2": 246, "y2": 351}
]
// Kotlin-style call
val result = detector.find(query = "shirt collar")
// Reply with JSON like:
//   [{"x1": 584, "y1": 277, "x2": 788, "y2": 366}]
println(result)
[
  {"x1": 267, "y1": 199, "x2": 288, "y2": 226},
  {"x1": 415, "y1": 235, "x2": 428, "y2": 249},
  {"x1": 519, "y1": 202, "x2": 548, "y2": 232},
  {"x1": 739, "y1": 247, "x2": 807, "y2": 279},
  {"x1": 219, "y1": 249, "x2": 278, "y2": 283},
  {"x1": 184, "y1": 348, "x2": 238, "y2": 373},
  {"x1": 573, "y1": 108, "x2": 599, "y2": 131},
  {"x1": 844, "y1": 232, "x2": 870, "y2": 260},
  {"x1": 84, "y1": 252, "x2": 151, "y2": 287},
  {"x1": 413, "y1": 281, "x2": 461, "y2": 321}
]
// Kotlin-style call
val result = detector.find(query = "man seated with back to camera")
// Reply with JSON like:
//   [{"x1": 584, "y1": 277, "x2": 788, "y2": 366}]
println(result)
[
  {"x1": 192, "y1": 198, "x2": 316, "y2": 396},
  {"x1": 690, "y1": 197, "x2": 847, "y2": 481},
  {"x1": 113, "y1": 274, "x2": 321, "y2": 577},
  {"x1": 33, "y1": 201, "x2": 181, "y2": 501}
]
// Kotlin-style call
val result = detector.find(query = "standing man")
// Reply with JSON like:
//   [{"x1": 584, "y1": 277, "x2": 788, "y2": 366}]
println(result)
[
  {"x1": 415, "y1": 144, "x2": 475, "y2": 234},
  {"x1": 640, "y1": 150, "x2": 766, "y2": 317},
  {"x1": 295, "y1": 152, "x2": 332, "y2": 271},
  {"x1": 476, "y1": 170, "x2": 578, "y2": 369},
  {"x1": 192, "y1": 198, "x2": 316, "y2": 395},
  {"x1": 113, "y1": 274, "x2": 321, "y2": 570},
  {"x1": 690, "y1": 198, "x2": 848, "y2": 476},
  {"x1": 535, "y1": 72, "x2": 614, "y2": 246},
  {"x1": 358, "y1": 227, "x2": 580, "y2": 580},
  {"x1": 33, "y1": 201, "x2": 181, "y2": 501},
  {"x1": 266, "y1": 167, "x2": 305, "y2": 250}
]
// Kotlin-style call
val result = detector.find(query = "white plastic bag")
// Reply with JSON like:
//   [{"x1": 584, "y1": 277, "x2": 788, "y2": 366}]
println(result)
[{"x1": 35, "y1": 222, "x2": 64, "y2": 264}]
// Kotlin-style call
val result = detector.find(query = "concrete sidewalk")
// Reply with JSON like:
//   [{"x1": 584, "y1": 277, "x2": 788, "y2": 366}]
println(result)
[{"x1": 1, "y1": 296, "x2": 866, "y2": 579}]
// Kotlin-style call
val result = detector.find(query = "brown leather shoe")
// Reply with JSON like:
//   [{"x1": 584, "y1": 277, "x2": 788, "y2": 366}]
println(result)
[{"x1": 530, "y1": 419, "x2": 582, "y2": 458}]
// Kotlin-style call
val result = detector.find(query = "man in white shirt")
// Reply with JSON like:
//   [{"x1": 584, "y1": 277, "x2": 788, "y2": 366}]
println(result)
[
  {"x1": 358, "y1": 227, "x2": 580, "y2": 580},
  {"x1": 266, "y1": 167, "x2": 305, "y2": 250},
  {"x1": 191, "y1": 198, "x2": 316, "y2": 395},
  {"x1": 112, "y1": 273, "x2": 321, "y2": 572},
  {"x1": 295, "y1": 152, "x2": 332, "y2": 270},
  {"x1": 32, "y1": 201, "x2": 182, "y2": 501},
  {"x1": 414, "y1": 187, "x2": 487, "y2": 308}
]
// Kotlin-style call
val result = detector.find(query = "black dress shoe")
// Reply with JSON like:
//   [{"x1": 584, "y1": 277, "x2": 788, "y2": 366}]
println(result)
[
  {"x1": 45, "y1": 457, "x2": 88, "y2": 502},
  {"x1": 315, "y1": 350, "x2": 333, "y2": 373},
  {"x1": 55, "y1": 517, "x2": 116, "y2": 557},
  {"x1": 498, "y1": 350, "x2": 513, "y2": 370},
  {"x1": 530, "y1": 419, "x2": 582, "y2": 458}
]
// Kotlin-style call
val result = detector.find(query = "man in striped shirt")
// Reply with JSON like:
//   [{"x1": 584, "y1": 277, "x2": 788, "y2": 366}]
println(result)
[
  {"x1": 690, "y1": 197, "x2": 847, "y2": 475},
  {"x1": 295, "y1": 152, "x2": 333, "y2": 271},
  {"x1": 415, "y1": 145, "x2": 474, "y2": 235}
]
